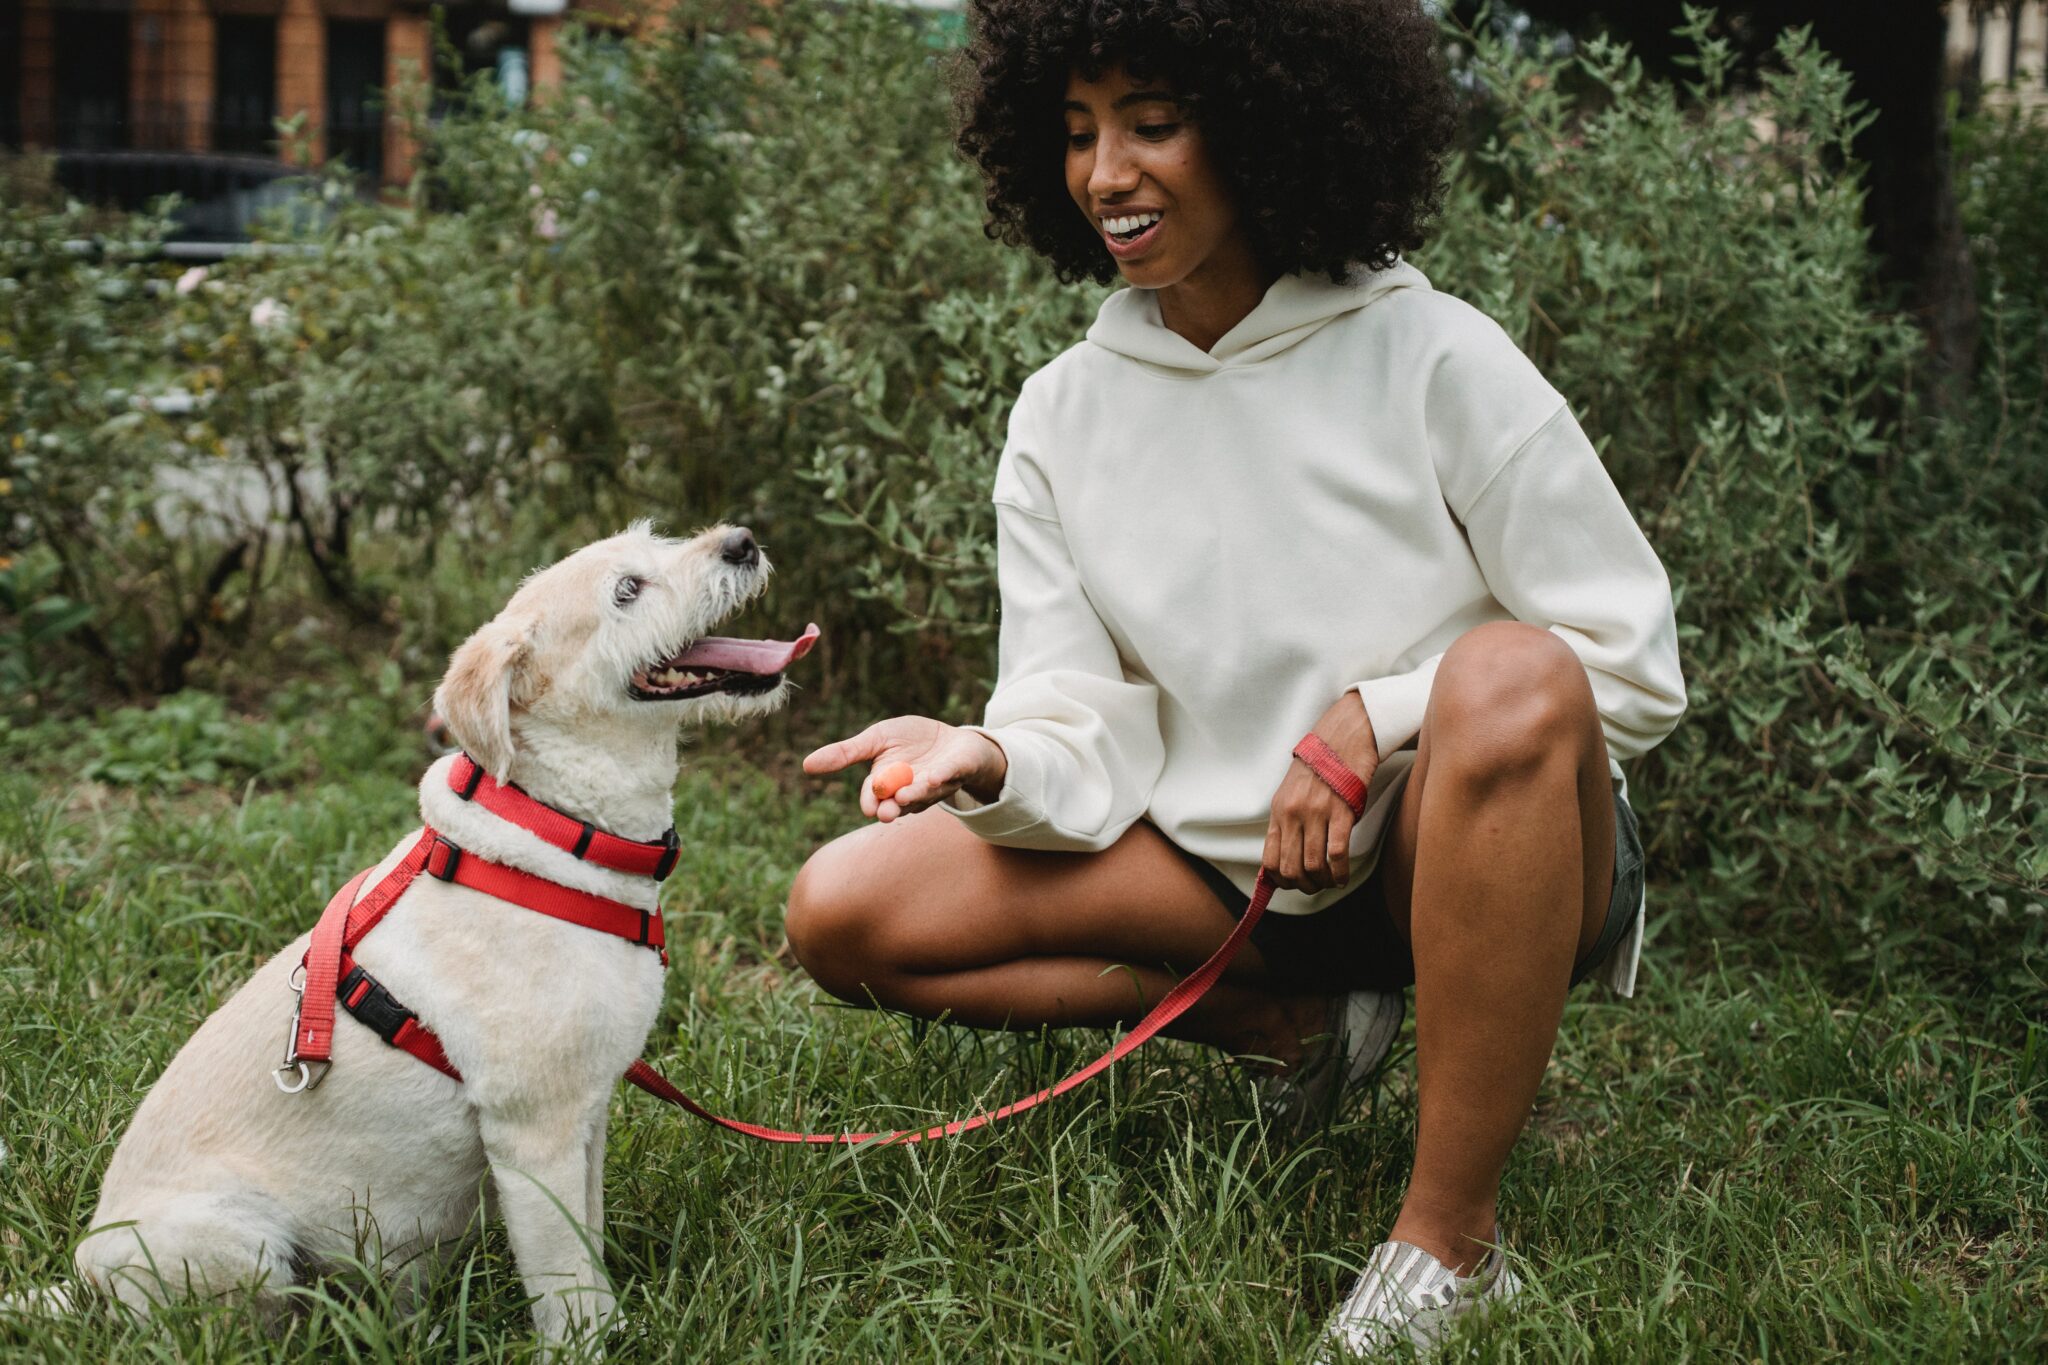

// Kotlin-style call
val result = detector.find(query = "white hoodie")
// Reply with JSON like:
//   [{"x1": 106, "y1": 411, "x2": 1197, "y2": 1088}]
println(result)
[{"x1": 946, "y1": 262, "x2": 1686, "y2": 995}]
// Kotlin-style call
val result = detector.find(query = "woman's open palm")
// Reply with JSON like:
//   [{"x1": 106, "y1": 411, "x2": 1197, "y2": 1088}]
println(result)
[{"x1": 803, "y1": 716, "x2": 1006, "y2": 821}]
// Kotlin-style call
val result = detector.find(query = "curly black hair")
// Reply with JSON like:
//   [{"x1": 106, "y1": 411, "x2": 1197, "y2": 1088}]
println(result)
[{"x1": 952, "y1": 0, "x2": 1459, "y2": 285}]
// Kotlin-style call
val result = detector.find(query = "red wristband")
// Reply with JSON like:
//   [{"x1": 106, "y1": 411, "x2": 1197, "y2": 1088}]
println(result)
[{"x1": 1292, "y1": 733, "x2": 1369, "y2": 818}]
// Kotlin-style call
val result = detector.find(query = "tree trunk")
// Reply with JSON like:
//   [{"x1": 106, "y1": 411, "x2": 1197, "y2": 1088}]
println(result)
[
  {"x1": 1808, "y1": 3, "x2": 1979, "y2": 397},
  {"x1": 1473, "y1": 1, "x2": 1980, "y2": 391}
]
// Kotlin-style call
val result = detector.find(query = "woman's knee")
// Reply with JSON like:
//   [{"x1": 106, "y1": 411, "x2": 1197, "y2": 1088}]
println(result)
[
  {"x1": 784, "y1": 831, "x2": 895, "y2": 1003},
  {"x1": 1427, "y1": 623, "x2": 1596, "y2": 787}
]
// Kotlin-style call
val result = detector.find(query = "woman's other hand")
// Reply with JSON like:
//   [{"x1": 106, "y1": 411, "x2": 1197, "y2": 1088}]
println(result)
[
  {"x1": 803, "y1": 717, "x2": 1010, "y2": 822},
  {"x1": 1263, "y1": 691, "x2": 1379, "y2": 890}
]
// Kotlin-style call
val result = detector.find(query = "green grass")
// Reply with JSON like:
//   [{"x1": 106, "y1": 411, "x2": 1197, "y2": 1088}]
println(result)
[{"x1": 1, "y1": 689, "x2": 2043, "y2": 1362}]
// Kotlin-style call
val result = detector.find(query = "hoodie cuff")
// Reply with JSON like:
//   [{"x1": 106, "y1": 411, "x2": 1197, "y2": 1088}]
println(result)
[
  {"x1": 1352, "y1": 654, "x2": 1445, "y2": 762},
  {"x1": 942, "y1": 726, "x2": 1052, "y2": 839}
]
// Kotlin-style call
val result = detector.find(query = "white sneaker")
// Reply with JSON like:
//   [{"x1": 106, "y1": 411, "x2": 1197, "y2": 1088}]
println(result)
[
  {"x1": 1312, "y1": 1229, "x2": 1524, "y2": 1361},
  {"x1": 1259, "y1": 989, "x2": 1404, "y2": 1134}
]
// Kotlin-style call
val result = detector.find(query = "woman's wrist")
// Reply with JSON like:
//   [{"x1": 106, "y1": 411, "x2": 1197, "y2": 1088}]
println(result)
[
  {"x1": 961, "y1": 730, "x2": 1009, "y2": 803},
  {"x1": 1316, "y1": 690, "x2": 1379, "y2": 777}
]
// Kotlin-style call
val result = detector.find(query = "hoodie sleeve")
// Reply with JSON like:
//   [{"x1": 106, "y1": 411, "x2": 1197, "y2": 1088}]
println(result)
[
  {"x1": 1454, "y1": 403, "x2": 1687, "y2": 760},
  {"x1": 944, "y1": 390, "x2": 1167, "y2": 850},
  {"x1": 1354, "y1": 305, "x2": 1686, "y2": 762}
]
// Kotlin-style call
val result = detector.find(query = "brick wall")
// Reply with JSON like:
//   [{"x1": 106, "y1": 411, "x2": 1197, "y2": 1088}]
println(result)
[{"x1": 10, "y1": 1, "x2": 656, "y2": 184}]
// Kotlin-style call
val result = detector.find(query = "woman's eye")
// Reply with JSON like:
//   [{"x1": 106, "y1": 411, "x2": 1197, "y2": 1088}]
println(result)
[
  {"x1": 1136, "y1": 122, "x2": 1180, "y2": 140},
  {"x1": 613, "y1": 577, "x2": 643, "y2": 606},
  {"x1": 1066, "y1": 131, "x2": 1096, "y2": 149}
]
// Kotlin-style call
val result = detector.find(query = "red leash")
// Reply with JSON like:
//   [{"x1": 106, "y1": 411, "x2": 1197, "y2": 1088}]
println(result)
[
  {"x1": 620, "y1": 868, "x2": 1275, "y2": 1144},
  {"x1": 279, "y1": 739, "x2": 1363, "y2": 1145}
]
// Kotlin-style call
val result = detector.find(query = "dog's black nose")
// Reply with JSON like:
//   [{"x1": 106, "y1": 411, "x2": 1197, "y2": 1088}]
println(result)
[{"x1": 721, "y1": 527, "x2": 759, "y2": 567}]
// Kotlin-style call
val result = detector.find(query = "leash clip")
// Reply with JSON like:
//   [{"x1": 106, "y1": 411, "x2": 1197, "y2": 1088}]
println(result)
[{"x1": 274, "y1": 963, "x2": 330, "y2": 1095}]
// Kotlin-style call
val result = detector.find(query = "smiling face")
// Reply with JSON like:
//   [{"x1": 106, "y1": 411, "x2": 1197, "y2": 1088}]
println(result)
[{"x1": 1062, "y1": 66, "x2": 1255, "y2": 294}]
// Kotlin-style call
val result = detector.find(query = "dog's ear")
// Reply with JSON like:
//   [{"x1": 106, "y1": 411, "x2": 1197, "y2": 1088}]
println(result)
[{"x1": 434, "y1": 614, "x2": 535, "y2": 779}]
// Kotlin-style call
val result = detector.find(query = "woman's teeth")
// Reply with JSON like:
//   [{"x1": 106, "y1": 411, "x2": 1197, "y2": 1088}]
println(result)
[{"x1": 1105, "y1": 212, "x2": 1161, "y2": 240}]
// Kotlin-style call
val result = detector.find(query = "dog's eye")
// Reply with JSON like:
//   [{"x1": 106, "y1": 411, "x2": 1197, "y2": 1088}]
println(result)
[{"x1": 613, "y1": 576, "x2": 644, "y2": 607}]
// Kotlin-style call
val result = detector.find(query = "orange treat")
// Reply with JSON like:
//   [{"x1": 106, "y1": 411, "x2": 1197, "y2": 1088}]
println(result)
[{"x1": 872, "y1": 762, "x2": 916, "y2": 800}]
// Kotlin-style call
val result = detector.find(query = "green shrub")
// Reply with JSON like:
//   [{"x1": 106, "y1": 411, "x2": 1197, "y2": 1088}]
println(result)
[
  {"x1": 81, "y1": 690, "x2": 292, "y2": 789},
  {"x1": 2, "y1": 3, "x2": 2039, "y2": 952}
]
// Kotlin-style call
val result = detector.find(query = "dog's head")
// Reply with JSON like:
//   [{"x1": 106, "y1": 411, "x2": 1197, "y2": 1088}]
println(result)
[{"x1": 433, "y1": 522, "x2": 816, "y2": 778}]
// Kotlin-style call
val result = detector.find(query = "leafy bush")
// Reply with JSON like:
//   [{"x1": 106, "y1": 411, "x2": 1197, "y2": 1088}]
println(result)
[
  {"x1": 1428, "y1": 14, "x2": 2044, "y2": 937},
  {"x1": 82, "y1": 691, "x2": 293, "y2": 788},
  {"x1": 2, "y1": 3, "x2": 2039, "y2": 951}
]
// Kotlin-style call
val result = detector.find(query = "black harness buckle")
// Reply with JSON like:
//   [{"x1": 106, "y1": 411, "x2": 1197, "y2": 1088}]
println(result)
[
  {"x1": 338, "y1": 964, "x2": 419, "y2": 1046},
  {"x1": 426, "y1": 836, "x2": 464, "y2": 882},
  {"x1": 456, "y1": 757, "x2": 485, "y2": 800},
  {"x1": 653, "y1": 827, "x2": 680, "y2": 882}
]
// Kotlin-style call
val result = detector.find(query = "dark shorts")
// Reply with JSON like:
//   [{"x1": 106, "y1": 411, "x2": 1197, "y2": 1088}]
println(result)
[{"x1": 1169, "y1": 789, "x2": 1644, "y2": 997}]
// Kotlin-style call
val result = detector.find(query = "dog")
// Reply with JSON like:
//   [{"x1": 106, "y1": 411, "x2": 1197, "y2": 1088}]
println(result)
[{"x1": 35, "y1": 522, "x2": 810, "y2": 1342}]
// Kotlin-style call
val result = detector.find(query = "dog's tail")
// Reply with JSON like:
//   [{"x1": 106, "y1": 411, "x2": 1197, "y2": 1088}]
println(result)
[{"x1": 0, "y1": 1282, "x2": 80, "y2": 1317}]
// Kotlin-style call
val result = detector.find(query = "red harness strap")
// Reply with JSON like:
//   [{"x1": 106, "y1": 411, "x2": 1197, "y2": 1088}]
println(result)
[
  {"x1": 283, "y1": 735, "x2": 1367, "y2": 1146},
  {"x1": 280, "y1": 824, "x2": 665, "y2": 1092},
  {"x1": 447, "y1": 753, "x2": 680, "y2": 881}
]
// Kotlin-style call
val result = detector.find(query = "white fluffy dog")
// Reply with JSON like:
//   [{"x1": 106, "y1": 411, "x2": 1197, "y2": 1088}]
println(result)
[{"x1": 39, "y1": 522, "x2": 809, "y2": 1343}]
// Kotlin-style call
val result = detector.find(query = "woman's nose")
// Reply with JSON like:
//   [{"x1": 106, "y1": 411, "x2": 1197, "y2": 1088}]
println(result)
[
  {"x1": 721, "y1": 527, "x2": 759, "y2": 567},
  {"x1": 1088, "y1": 136, "x2": 1141, "y2": 199}
]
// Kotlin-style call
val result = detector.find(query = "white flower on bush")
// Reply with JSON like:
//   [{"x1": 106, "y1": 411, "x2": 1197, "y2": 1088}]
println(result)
[
  {"x1": 534, "y1": 207, "x2": 562, "y2": 241},
  {"x1": 174, "y1": 266, "x2": 208, "y2": 296},
  {"x1": 249, "y1": 298, "x2": 289, "y2": 330}
]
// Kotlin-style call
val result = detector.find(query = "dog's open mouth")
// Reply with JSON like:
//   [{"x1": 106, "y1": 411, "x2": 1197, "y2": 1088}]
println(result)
[{"x1": 628, "y1": 623, "x2": 820, "y2": 701}]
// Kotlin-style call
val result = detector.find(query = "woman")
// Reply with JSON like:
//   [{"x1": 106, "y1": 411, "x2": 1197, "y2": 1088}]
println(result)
[{"x1": 788, "y1": 0, "x2": 1686, "y2": 1354}]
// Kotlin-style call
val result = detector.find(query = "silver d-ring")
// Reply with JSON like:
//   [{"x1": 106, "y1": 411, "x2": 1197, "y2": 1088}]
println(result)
[
  {"x1": 287, "y1": 962, "x2": 307, "y2": 994},
  {"x1": 275, "y1": 1061, "x2": 314, "y2": 1094}
]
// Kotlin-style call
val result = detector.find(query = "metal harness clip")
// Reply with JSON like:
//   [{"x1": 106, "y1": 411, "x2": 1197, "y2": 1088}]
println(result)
[{"x1": 274, "y1": 962, "x2": 330, "y2": 1094}]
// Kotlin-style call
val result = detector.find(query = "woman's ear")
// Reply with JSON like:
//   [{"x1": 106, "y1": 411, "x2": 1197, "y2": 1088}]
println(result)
[{"x1": 433, "y1": 614, "x2": 535, "y2": 779}]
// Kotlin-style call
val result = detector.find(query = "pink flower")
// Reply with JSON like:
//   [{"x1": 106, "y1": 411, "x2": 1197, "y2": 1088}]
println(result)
[
  {"x1": 249, "y1": 298, "x2": 289, "y2": 330},
  {"x1": 175, "y1": 266, "x2": 208, "y2": 295},
  {"x1": 534, "y1": 207, "x2": 561, "y2": 242}
]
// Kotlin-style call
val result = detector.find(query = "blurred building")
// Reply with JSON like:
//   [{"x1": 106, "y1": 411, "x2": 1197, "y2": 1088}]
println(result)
[
  {"x1": 1, "y1": 0, "x2": 610, "y2": 235},
  {"x1": 1947, "y1": 2, "x2": 2048, "y2": 110}
]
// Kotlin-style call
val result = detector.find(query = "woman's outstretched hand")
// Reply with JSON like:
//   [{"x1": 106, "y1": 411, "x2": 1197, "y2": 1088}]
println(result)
[
  {"x1": 1264, "y1": 691, "x2": 1379, "y2": 891},
  {"x1": 803, "y1": 716, "x2": 1009, "y2": 822}
]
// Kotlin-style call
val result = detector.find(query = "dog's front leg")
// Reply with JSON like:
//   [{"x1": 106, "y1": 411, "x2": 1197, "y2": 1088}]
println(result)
[
  {"x1": 584, "y1": 1105, "x2": 608, "y2": 1243},
  {"x1": 481, "y1": 1113, "x2": 614, "y2": 1345}
]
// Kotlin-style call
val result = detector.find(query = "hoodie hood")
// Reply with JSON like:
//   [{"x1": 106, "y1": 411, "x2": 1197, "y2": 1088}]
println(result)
[{"x1": 1085, "y1": 260, "x2": 1432, "y2": 374}]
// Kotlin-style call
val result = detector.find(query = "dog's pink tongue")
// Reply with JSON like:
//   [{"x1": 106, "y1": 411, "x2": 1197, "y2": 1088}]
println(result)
[{"x1": 670, "y1": 623, "x2": 820, "y2": 675}]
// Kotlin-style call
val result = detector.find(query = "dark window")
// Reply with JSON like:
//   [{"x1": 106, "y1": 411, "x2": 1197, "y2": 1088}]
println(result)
[
  {"x1": 56, "y1": 9, "x2": 130, "y2": 150},
  {"x1": 214, "y1": 16, "x2": 277, "y2": 155},
  {"x1": 1, "y1": 2, "x2": 22, "y2": 149},
  {"x1": 431, "y1": 6, "x2": 531, "y2": 115},
  {"x1": 326, "y1": 19, "x2": 386, "y2": 181}
]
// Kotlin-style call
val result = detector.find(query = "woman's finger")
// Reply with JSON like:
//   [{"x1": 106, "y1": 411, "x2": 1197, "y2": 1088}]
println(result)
[
  {"x1": 1327, "y1": 806, "x2": 1354, "y2": 887},
  {"x1": 803, "y1": 725, "x2": 885, "y2": 775},
  {"x1": 1276, "y1": 808, "x2": 1306, "y2": 888},
  {"x1": 1302, "y1": 806, "x2": 1332, "y2": 889},
  {"x1": 876, "y1": 777, "x2": 946, "y2": 822}
]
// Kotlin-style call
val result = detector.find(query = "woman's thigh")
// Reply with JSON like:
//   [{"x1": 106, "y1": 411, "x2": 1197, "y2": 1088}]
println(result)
[
  {"x1": 785, "y1": 808, "x2": 1284, "y2": 996},
  {"x1": 1372, "y1": 622, "x2": 1617, "y2": 960}
]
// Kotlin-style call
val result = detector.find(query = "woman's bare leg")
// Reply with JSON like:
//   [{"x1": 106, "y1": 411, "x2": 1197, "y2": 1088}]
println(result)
[
  {"x1": 786, "y1": 812, "x2": 1326, "y2": 1064},
  {"x1": 1374, "y1": 622, "x2": 1618, "y2": 1272}
]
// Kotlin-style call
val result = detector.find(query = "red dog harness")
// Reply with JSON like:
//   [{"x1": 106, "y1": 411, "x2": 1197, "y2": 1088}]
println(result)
[
  {"x1": 277, "y1": 754, "x2": 671, "y2": 1092},
  {"x1": 279, "y1": 739, "x2": 1367, "y2": 1144}
]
